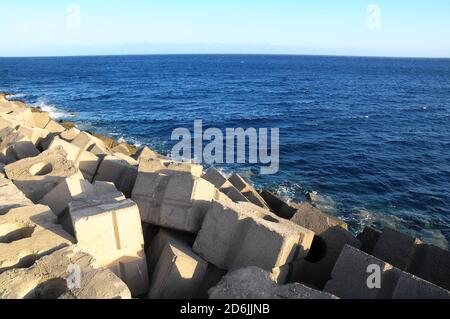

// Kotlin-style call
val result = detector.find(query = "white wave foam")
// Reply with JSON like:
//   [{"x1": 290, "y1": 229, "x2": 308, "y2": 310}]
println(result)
[
  {"x1": 6, "y1": 93, "x2": 26, "y2": 99},
  {"x1": 32, "y1": 98, "x2": 73, "y2": 120}
]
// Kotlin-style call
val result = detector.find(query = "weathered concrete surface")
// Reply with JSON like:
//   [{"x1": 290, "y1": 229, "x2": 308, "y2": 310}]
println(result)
[
  {"x1": 324, "y1": 245, "x2": 450, "y2": 299},
  {"x1": 137, "y1": 157, "x2": 203, "y2": 177},
  {"x1": 0, "y1": 246, "x2": 132, "y2": 299},
  {"x1": 72, "y1": 132, "x2": 110, "y2": 156},
  {"x1": 209, "y1": 267, "x2": 338, "y2": 299},
  {"x1": 368, "y1": 228, "x2": 450, "y2": 291},
  {"x1": 94, "y1": 155, "x2": 138, "y2": 197},
  {"x1": 358, "y1": 226, "x2": 382, "y2": 253},
  {"x1": 0, "y1": 205, "x2": 74, "y2": 273},
  {"x1": 259, "y1": 190, "x2": 298, "y2": 220},
  {"x1": 16, "y1": 125, "x2": 50, "y2": 146},
  {"x1": 60, "y1": 127, "x2": 81, "y2": 142},
  {"x1": 69, "y1": 196, "x2": 148, "y2": 297},
  {"x1": 112, "y1": 143, "x2": 132, "y2": 156},
  {"x1": 0, "y1": 127, "x2": 40, "y2": 164},
  {"x1": 132, "y1": 164, "x2": 216, "y2": 233},
  {"x1": 291, "y1": 202, "x2": 348, "y2": 234},
  {"x1": 44, "y1": 120, "x2": 65, "y2": 134},
  {"x1": 30, "y1": 111, "x2": 51, "y2": 129},
  {"x1": 4, "y1": 146, "x2": 84, "y2": 202},
  {"x1": 148, "y1": 242, "x2": 208, "y2": 299},
  {"x1": 133, "y1": 146, "x2": 158, "y2": 161},
  {"x1": 203, "y1": 168, "x2": 248, "y2": 203},
  {"x1": 48, "y1": 137, "x2": 100, "y2": 182},
  {"x1": 193, "y1": 200, "x2": 314, "y2": 271},
  {"x1": 228, "y1": 173, "x2": 269, "y2": 208},
  {"x1": 0, "y1": 175, "x2": 34, "y2": 214}
]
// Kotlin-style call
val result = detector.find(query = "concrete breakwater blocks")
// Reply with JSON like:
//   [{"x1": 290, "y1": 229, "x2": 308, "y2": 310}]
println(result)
[
  {"x1": 193, "y1": 200, "x2": 315, "y2": 271},
  {"x1": 47, "y1": 137, "x2": 100, "y2": 182},
  {"x1": 203, "y1": 168, "x2": 249, "y2": 203},
  {"x1": 0, "y1": 175, "x2": 33, "y2": 214},
  {"x1": 69, "y1": 196, "x2": 148, "y2": 297},
  {"x1": 0, "y1": 127, "x2": 40, "y2": 164},
  {"x1": 60, "y1": 127, "x2": 81, "y2": 142},
  {"x1": 324, "y1": 245, "x2": 450, "y2": 299},
  {"x1": 94, "y1": 154, "x2": 138, "y2": 197},
  {"x1": 259, "y1": 190, "x2": 298, "y2": 220},
  {"x1": 132, "y1": 158, "x2": 215, "y2": 233},
  {"x1": 4, "y1": 146, "x2": 84, "y2": 202},
  {"x1": 291, "y1": 202, "x2": 348, "y2": 234},
  {"x1": 17, "y1": 125, "x2": 50, "y2": 146},
  {"x1": 0, "y1": 246, "x2": 132, "y2": 299},
  {"x1": 209, "y1": 267, "x2": 338, "y2": 299},
  {"x1": 228, "y1": 173, "x2": 269, "y2": 208},
  {"x1": 0, "y1": 205, "x2": 74, "y2": 274},
  {"x1": 148, "y1": 241, "x2": 208, "y2": 299},
  {"x1": 71, "y1": 131, "x2": 111, "y2": 157},
  {"x1": 133, "y1": 146, "x2": 158, "y2": 161},
  {"x1": 365, "y1": 228, "x2": 450, "y2": 291}
]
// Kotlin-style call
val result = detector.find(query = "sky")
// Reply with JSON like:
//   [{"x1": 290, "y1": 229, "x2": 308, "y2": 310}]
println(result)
[{"x1": 0, "y1": 0, "x2": 449, "y2": 58}]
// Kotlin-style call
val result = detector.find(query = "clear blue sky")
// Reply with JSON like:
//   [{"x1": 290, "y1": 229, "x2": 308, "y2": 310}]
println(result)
[{"x1": 1, "y1": 0, "x2": 449, "y2": 57}]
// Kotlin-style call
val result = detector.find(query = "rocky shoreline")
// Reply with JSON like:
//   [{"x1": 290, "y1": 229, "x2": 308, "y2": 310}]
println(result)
[{"x1": 1, "y1": 92, "x2": 449, "y2": 299}]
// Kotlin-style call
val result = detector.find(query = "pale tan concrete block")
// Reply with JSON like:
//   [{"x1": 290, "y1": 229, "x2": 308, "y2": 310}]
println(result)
[
  {"x1": 60, "y1": 127, "x2": 81, "y2": 142},
  {"x1": 0, "y1": 246, "x2": 132, "y2": 299},
  {"x1": 69, "y1": 197, "x2": 148, "y2": 297},
  {"x1": 48, "y1": 137, "x2": 100, "y2": 182},
  {"x1": 72, "y1": 131, "x2": 106, "y2": 152},
  {"x1": 94, "y1": 155, "x2": 138, "y2": 197},
  {"x1": 193, "y1": 200, "x2": 315, "y2": 271},
  {"x1": 112, "y1": 143, "x2": 131, "y2": 156},
  {"x1": 31, "y1": 111, "x2": 51, "y2": 129},
  {"x1": 0, "y1": 114, "x2": 21, "y2": 130},
  {"x1": 4, "y1": 146, "x2": 84, "y2": 202},
  {"x1": 148, "y1": 242, "x2": 208, "y2": 299},
  {"x1": 138, "y1": 157, "x2": 203, "y2": 178},
  {"x1": 0, "y1": 205, "x2": 74, "y2": 273},
  {"x1": 203, "y1": 168, "x2": 248, "y2": 203},
  {"x1": 1, "y1": 108, "x2": 35, "y2": 127},
  {"x1": 228, "y1": 173, "x2": 269, "y2": 208},
  {"x1": 114, "y1": 152, "x2": 139, "y2": 166},
  {"x1": 44, "y1": 120, "x2": 65, "y2": 133},
  {"x1": 0, "y1": 175, "x2": 34, "y2": 214},
  {"x1": 17, "y1": 125, "x2": 50, "y2": 145},
  {"x1": 0, "y1": 127, "x2": 40, "y2": 164},
  {"x1": 133, "y1": 146, "x2": 158, "y2": 161}
]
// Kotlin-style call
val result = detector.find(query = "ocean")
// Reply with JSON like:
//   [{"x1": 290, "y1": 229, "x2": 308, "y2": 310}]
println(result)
[{"x1": 1, "y1": 54, "x2": 449, "y2": 249}]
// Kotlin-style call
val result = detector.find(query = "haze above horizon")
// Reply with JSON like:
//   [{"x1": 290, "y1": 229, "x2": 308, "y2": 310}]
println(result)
[{"x1": 1, "y1": 0, "x2": 449, "y2": 58}]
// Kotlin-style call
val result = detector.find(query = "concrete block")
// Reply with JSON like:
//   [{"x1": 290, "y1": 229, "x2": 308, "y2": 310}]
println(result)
[
  {"x1": 132, "y1": 171, "x2": 217, "y2": 233},
  {"x1": 0, "y1": 205, "x2": 74, "y2": 273},
  {"x1": 0, "y1": 175, "x2": 34, "y2": 214},
  {"x1": 324, "y1": 245, "x2": 450, "y2": 299},
  {"x1": 44, "y1": 120, "x2": 65, "y2": 133},
  {"x1": 133, "y1": 146, "x2": 158, "y2": 161},
  {"x1": 260, "y1": 190, "x2": 298, "y2": 219},
  {"x1": 69, "y1": 197, "x2": 148, "y2": 297},
  {"x1": 291, "y1": 202, "x2": 348, "y2": 234},
  {"x1": 148, "y1": 242, "x2": 208, "y2": 299},
  {"x1": 2, "y1": 108, "x2": 35, "y2": 127},
  {"x1": 94, "y1": 155, "x2": 138, "y2": 197},
  {"x1": 358, "y1": 226, "x2": 382, "y2": 253},
  {"x1": 228, "y1": 173, "x2": 269, "y2": 208},
  {"x1": 203, "y1": 168, "x2": 249, "y2": 203},
  {"x1": 114, "y1": 152, "x2": 139, "y2": 166},
  {"x1": 112, "y1": 143, "x2": 132, "y2": 156},
  {"x1": 0, "y1": 114, "x2": 21, "y2": 130},
  {"x1": 4, "y1": 146, "x2": 84, "y2": 202},
  {"x1": 60, "y1": 127, "x2": 81, "y2": 142},
  {"x1": 31, "y1": 111, "x2": 51, "y2": 129},
  {"x1": 17, "y1": 125, "x2": 50, "y2": 145},
  {"x1": 193, "y1": 200, "x2": 314, "y2": 271},
  {"x1": 138, "y1": 157, "x2": 203, "y2": 178},
  {"x1": 48, "y1": 137, "x2": 100, "y2": 182},
  {"x1": 209, "y1": 267, "x2": 338, "y2": 299},
  {"x1": 0, "y1": 127, "x2": 40, "y2": 164},
  {"x1": 0, "y1": 246, "x2": 131, "y2": 299},
  {"x1": 72, "y1": 131, "x2": 107, "y2": 152}
]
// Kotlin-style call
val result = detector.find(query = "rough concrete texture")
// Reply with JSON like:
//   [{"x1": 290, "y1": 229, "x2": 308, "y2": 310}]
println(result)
[
  {"x1": 60, "y1": 127, "x2": 81, "y2": 142},
  {"x1": 43, "y1": 120, "x2": 65, "y2": 134},
  {"x1": 0, "y1": 127, "x2": 40, "y2": 164},
  {"x1": 0, "y1": 175, "x2": 33, "y2": 214},
  {"x1": 0, "y1": 246, "x2": 132, "y2": 299},
  {"x1": 0, "y1": 115, "x2": 22, "y2": 131},
  {"x1": 132, "y1": 170, "x2": 217, "y2": 233},
  {"x1": 291, "y1": 202, "x2": 348, "y2": 234},
  {"x1": 112, "y1": 143, "x2": 132, "y2": 156},
  {"x1": 69, "y1": 196, "x2": 148, "y2": 297},
  {"x1": 72, "y1": 131, "x2": 108, "y2": 153},
  {"x1": 94, "y1": 155, "x2": 138, "y2": 197},
  {"x1": 30, "y1": 111, "x2": 51, "y2": 129},
  {"x1": 369, "y1": 228, "x2": 450, "y2": 291},
  {"x1": 193, "y1": 200, "x2": 314, "y2": 271},
  {"x1": 0, "y1": 205, "x2": 74, "y2": 273},
  {"x1": 4, "y1": 146, "x2": 84, "y2": 202},
  {"x1": 203, "y1": 168, "x2": 249, "y2": 203},
  {"x1": 48, "y1": 137, "x2": 100, "y2": 182},
  {"x1": 1, "y1": 108, "x2": 36, "y2": 127},
  {"x1": 209, "y1": 267, "x2": 338, "y2": 299},
  {"x1": 138, "y1": 157, "x2": 204, "y2": 177},
  {"x1": 16, "y1": 125, "x2": 50, "y2": 146},
  {"x1": 228, "y1": 173, "x2": 269, "y2": 208},
  {"x1": 133, "y1": 146, "x2": 158, "y2": 161},
  {"x1": 324, "y1": 245, "x2": 450, "y2": 299},
  {"x1": 259, "y1": 190, "x2": 298, "y2": 220},
  {"x1": 148, "y1": 241, "x2": 208, "y2": 299}
]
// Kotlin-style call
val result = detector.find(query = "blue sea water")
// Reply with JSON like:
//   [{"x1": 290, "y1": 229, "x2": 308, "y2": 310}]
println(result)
[{"x1": 1, "y1": 55, "x2": 449, "y2": 249}]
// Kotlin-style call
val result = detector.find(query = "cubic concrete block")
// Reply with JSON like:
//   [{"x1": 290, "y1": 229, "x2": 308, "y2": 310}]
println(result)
[
  {"x1": 203, "y1": 168, "x2": 249, "y2": 203},
  {"x1": 94, "y1": 155, "x2": 138, "y2": 197},
  {"x1": 2, "y1": 108, "x2": 35, "y2": 127},
  {"x1": 148, "y1": 242, "x2": 208, "y2": 299},
  {"x1": 133, "y1": 146, "x2": 158, "y2": 161},
  {"x1": 0, "y1": 246, "x2": 132, "y2": 299},
  {"x1": 4, "y1": 146, "x2": 84, "y2": 202},
  {"x1": 193, "y1": 200, "x2": 315, "y2": 271},
  {"x1": 72, "y1": 131, "x2": 107, "y2": 152},
  {"x1": 60, "y1": 127, "x2": 81, "y2": 142},
  {"x1": 0, "y1": 114, "x2": 21, "y2": 130},
  {"x1": 48, "y1": 137, "x2": 100, "y2": 182},
  {"x1": 0, "y1": 175, "x2": 34, "y2": 214},
  {"x1": 0, "y1": 205, "x2": 74, "y2": 273},
  {"x1": 260, "y1": 190, "x2": 298, "y2": 219},
  {"x1": 0, "y1": 127, "x2": 39, "y2": 164},
  {"x1": 44, "y1": 120, "x2": 65, "y2": 133},
  {"x1": 17, "y1": 125, "x2": 50, "y2": 145},
  {"x1": 209, "y1": 267, "x2": 338, "y2": 299},
  {"x1": 132, "y1": 171, "x2": 217, "y2": 233},
  {"x1": 228, "y1": 173, "x2": 269, "y2": 208},
  {"x1": 69, "y1": 197, "x2": 148, "y2": 297},
  {"x1": 138, "y1": 157, "x2": 204, "y2": 178},
  {"x1": 358, "y1": 226, "x2": 382, "y2": 253},
  {"x1": 112, "y1": 143, "x2": 132, "y2": 156},
  {"x1": 31, "y1": 111, "x2": 51, "y2": 129},
  {"x1": 324, "y1": 245, "x2": 450, "y2": 299},
  {"x1": 291, "y1": 202, "x2": 348, "y2": 234}
]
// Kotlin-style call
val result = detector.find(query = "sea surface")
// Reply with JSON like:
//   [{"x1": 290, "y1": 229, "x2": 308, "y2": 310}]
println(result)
[{"x1": 1, "y1": 55, "x2": 449, "y2": 249}]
